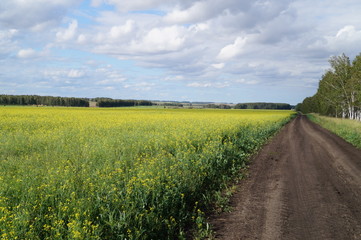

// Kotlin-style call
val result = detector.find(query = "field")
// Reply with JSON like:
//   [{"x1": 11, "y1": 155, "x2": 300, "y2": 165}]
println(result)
[
  {"x1": 0, "y1": 107, "x2": 294, "y2": 239},
  {"x1": 307, "y1": 114, "x2": 361, "y2": 149}
]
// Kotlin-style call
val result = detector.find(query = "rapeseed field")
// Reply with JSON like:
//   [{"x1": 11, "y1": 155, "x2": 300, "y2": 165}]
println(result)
[{"x1": 0, "y1": 107, "x2": 294, "y2": 239}]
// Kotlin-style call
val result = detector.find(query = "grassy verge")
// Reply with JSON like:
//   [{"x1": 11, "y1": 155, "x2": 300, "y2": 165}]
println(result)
[{"x1": 307, "y1": 114, "x2": 361, "y2": 149}]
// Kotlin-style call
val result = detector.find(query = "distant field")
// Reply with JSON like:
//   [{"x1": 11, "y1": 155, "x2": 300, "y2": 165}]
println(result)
[
  {"x1": 0, "y1": 107, "x2": 295, "y2": 239},
  {"x1": 308, "y1": 114, "x2": 361, "y2": 149}
]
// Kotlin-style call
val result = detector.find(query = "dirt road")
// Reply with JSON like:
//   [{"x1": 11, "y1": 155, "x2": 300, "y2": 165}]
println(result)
[{"x1": 211, "y1": 115, "x2": 361, "y2": 240}]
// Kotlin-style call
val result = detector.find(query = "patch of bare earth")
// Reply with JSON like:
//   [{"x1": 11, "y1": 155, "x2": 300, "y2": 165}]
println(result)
[{"x1": 210, "y1": 115, "x2": 361, "y2": 240}]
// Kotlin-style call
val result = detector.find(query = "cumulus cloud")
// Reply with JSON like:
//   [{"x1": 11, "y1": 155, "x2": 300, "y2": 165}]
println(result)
[
  {"x1": 233, "y1": 79, "x2": 259, "y2": 85},
  {"x1": 129, "y1": 26, "x2": 186, "y2": 53},
  {"x1": 164, "y1": 1, "x2": 217, "y2": 24},
  {"x1": 0, "y1": 0, "x2": 81, "y2": 30},
  {"x1": 212, "y1": 63, "x2": 225, "y2": 69},
  {"x1": 0, "y1": 29, "x2": 18, "y2": 57},
  {"x1": 67, "y1": 69, "x2": 85, "y2": 78},
  {"x1": 1, "y1": 0, "x2": 361, "y2": 104},
  {"x1": 307, "y1": 25, "x2": 361, "y2": 56},
  {"x1": 217, "y1": 37, "x2": 248, "y2": 61},
  {"x1": 56, "y1": 20, "x2": 78, "y2": 42},
  {"x1": 77, "y1": 34, "x2": 87, "y2": 44},
  {"x1": 17, "y1": 48, "x2": 37, "y2": 58},
  {"x1": 92, "y1": 0, "x2": 194, "y2": 12},
  {"x1": 164, "y1": 0, "x2": 255, "y2": 24},
  {"x1": 104, "y1": 86, "x2": 115, "y2": 91},
  {"x1": 328, "y1": 25, "x2": 361, "y2": 52},
  {"x1": 123, "y1": 82, "x2": 155, "y2": 91},
  {"x1": 109, "y1": 20, "x2": 135, "y2": 39},
  {"x1": 187, "y1": 80, "x2": 232, "y2": 88},
  {"x1": 80, "y1": 0, "x2": 295, "y2": 72},
  {"x1": 93, "y1": 66, "x2": 127, "y2": 87}
]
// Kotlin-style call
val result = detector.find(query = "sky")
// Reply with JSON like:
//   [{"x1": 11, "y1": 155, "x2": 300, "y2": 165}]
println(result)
[{"x1": 1, "y1": 0, "x2": 361, "y2": 105}]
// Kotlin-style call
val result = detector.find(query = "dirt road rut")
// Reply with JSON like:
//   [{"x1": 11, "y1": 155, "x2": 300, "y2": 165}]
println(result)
[{"x1": 211, "y1": 115, "x2": 361, "y2": 240}]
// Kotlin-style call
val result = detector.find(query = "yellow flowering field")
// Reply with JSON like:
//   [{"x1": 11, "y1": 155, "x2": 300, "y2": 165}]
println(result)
[{"x1": 0, "y1": 107, "x2": 294, "y2": 239}]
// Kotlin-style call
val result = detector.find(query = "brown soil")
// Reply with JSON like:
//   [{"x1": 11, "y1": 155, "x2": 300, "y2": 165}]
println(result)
[{"x1": 210, "y1": 115, "x2": 361, "y2": 240}]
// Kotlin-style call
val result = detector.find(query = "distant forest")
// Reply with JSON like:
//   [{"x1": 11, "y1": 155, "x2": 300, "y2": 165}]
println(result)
[
  {"x1": 234, "y1": 102, "x2": 292, "y2": 110},
  {"x1": 94, "y1": 98, "x2": 153, "y2": 107},
  {"x1": 0, "y1": 95, "x2": 89, "y2": 107},
  {"x1": 297, "y1": 53, "x2": 361, "y2": 120},
  {"x1": 0, "y1": 94, "x2": 293, "y2": 110},
  {"x1": 0, "y1": 95, "x2": 153, "y2": 107}
]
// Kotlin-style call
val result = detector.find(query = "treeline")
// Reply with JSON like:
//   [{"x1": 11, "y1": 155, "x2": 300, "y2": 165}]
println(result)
[
  {"x1": 158, "y1": 102, "x2": 184, "y2": 107},
  {"x1": 0, "y1": 95, "x2": 154, "y2": 108},
  {"x1": 94, "y1": 98, "x2": 153, "y2": 107},
  {"x1": 234, "y1": 102, "x2": 292, "y2": 110},
  {"x1": 0, "y1": 95, "x2": 89, "y2": 107},
  {"x1": 205, "y1": 104, "x2": 232, "y2": 109},
  {"x1": 297, "y1": 53, "x2": 361, "y2": 120}
]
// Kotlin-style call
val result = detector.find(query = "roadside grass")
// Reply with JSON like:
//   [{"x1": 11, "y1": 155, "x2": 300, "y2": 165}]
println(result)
[{"x1": 307, "y1": 114, "x2": 361, "y2": 149}]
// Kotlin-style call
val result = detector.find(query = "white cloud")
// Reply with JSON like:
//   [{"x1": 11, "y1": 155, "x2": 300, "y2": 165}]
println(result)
[
  {"x1": 77, "y1": 34, "x2": 87, "y2": 44},
  {"x1": 104, "y1": 86, "x2": 115, "y2": 91},
  {"x1": 330, "y1": 25, "x2": 361, "y2": 51},
  {"x1": 123, "y1": 82, "x2": 155, "y2": 91},
  {"x1": 94, "y1": 0, "x2": 194, "y2": 12},
  {"x1": 96, "y1": 79, "x2": 125, "y2": 85},
  {"x1": 42, "y1": 68, "x2": 86, "y2": 80},
  {"x1": 163, "y1": 75, "x2": 185, "y2": 82},
  {"x1": 187, "y1": 81, "x2": 230, "y2": 88},
  {"x1": 16, "y1": 47, "x2": 49, "y2": 59},
  {"x1": 130, "y1": 26, "x2": 185, "y2": 53},
  {"x1": 212, "y1": 63, "x2": 225, "y2": 69},
  {"x1": 164, "y1": 0, "x2": 255, "y2": 24},
  {"x1": 233, "y1": 79, "x2": 259, "y2": 85},
  {"x1": 307, "y1": 25, "x2": 361, "y2": 56},
  {"x1": 336, "y1": 25, "x2": 355, "y2": 38},
  {"x1": 56, "y1": 20, "x2": 78, "y2": 42},
  {"x1": 189, "y1": 23, "x2": 210, "y2": 32},
  {"x1": 17, "y1": 48, "x2": 37, "y2": 58},
  {"x1": 67, "y1": 69, "x2": 85, "y2": 78},
  {"x1": 109, "y1": 20, "x2": 135, "y2": 39},
  {"x1": 2, "y1": 0, "x2": 361, "y2": 104},
  {"x1": 0, "y1": 0, "x2": 81, "y2": 30},
  {"x1": 217, "y1": 37, "x2": 247, "y2": 61},
  {"x1": 90, "y1": 0, "x2": 103, "y2": 7},
  {"x1": 164, "y1": 1, "x2": 212, "y2": 24},
  {"x1": 94, "y1": 66, "x2": 127, "y2": 85},
  {"x1": 0, "y1": 29, "x2": 18, "y2": 56},
  {"x1": 186, "y1": 78, "x2": 258, "y2": 89}
]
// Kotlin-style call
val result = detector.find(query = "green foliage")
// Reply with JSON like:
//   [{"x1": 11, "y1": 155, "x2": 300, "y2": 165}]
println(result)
[
  {"x1": 96, "y1": 98, "x2": 153, "y2": 107},
  {"x1": 0, "y1": 95, "x2": 89, "y2": 107},
  {"x1": 298, "y1": 53, "x2": 361, "y2": 120},
  {"x1": 234, "y1": 102, "x2": 292, "y2": 110},
  {"x1": 158, "y1": 102, "x2": 184, "y2": 107},
  {"x1": 204, "y1": 104, "x2": 231, "y2": 109}
]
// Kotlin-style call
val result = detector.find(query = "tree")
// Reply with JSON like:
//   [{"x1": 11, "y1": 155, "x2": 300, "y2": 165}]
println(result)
[
  {"x1": 351, "y1": 53, "x2": 361, "y2": 120},
  {"x1": 298, "y1": 53, "x2": 361, "y2": 121}
]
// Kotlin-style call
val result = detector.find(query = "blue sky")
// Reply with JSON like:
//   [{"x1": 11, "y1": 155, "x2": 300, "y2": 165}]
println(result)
[{"x1": 1, "y1": 0, "x2": 361, "y2": 104}]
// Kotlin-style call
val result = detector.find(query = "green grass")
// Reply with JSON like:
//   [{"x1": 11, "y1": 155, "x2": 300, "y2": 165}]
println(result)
[{"x1": 308, "y1": 114, "x2": 361, "y2": 149}]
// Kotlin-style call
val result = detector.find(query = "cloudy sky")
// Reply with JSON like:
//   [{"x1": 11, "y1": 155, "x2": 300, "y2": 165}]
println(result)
[{"x1": 1, "y1": 0, "x2": 360, "y2": 104}]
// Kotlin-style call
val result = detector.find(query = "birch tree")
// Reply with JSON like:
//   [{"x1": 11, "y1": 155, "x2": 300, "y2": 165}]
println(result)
[
  {"x1": 351, "y1": 53, "x2": 361, "y2": 120},
  {"x1": 298, "y1": 53, "x2": 361, "y2": 121}
]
